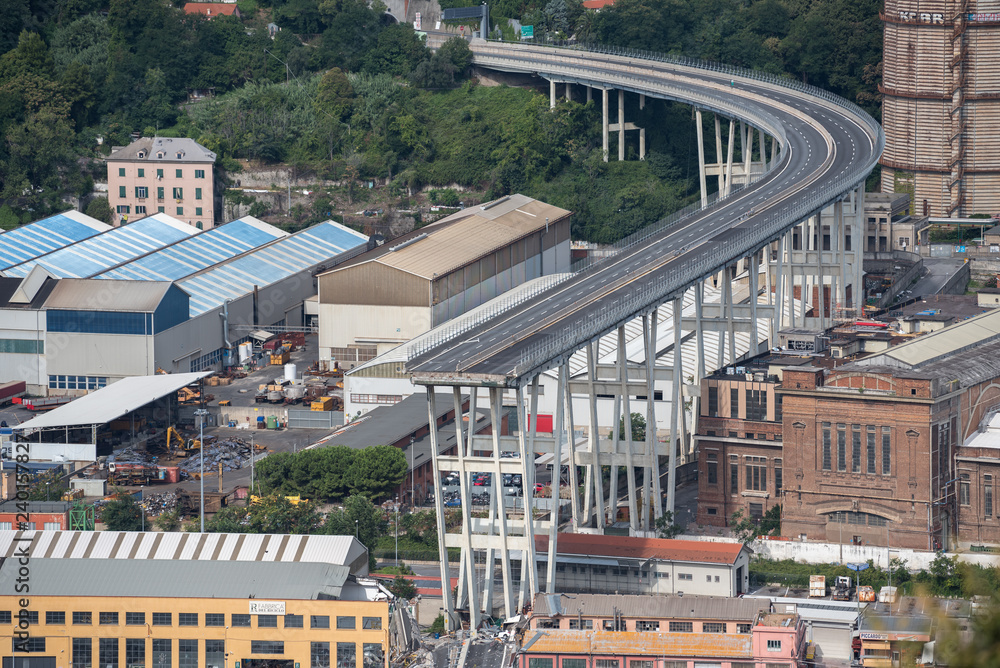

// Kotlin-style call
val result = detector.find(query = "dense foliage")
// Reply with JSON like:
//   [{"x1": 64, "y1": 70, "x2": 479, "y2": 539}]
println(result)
[
  {"x1": 0, "y1": 0, "x2": 882, "y2": 241},
  {"x1": 254, "y1": 444, "x2": 407, "y2": 502}
]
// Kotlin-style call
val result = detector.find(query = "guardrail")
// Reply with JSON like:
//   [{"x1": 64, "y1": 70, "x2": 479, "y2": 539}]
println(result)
[{"x1": 409, "y1": 41, "x2": 884, "y2": 379}]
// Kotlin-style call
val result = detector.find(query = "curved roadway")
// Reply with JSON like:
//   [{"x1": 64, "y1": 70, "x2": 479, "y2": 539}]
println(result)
[{"x1": 408, "y1": 42, "x2": 883, "y2": 386}]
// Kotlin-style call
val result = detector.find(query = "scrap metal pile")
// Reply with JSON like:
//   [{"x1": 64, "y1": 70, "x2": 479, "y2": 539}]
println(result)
[{"x1": 176, "y1": 437, "x2": 256, "y2": 477}]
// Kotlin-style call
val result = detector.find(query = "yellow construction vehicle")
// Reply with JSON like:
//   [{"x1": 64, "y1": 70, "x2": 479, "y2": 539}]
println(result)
[
  {"x1": 166, "y1": 426, "x2": 186, "y2": 455},
  {"x1": 185, "y1": 438, "x2": 202, "y2": 453}
]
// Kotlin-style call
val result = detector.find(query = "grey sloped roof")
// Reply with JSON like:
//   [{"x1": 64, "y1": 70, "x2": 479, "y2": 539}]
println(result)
[
  {"x1": 0, "y1": 557, "x2": 350, "y2": 599},
  {"x1": 108, "y1": 137, "x2": 216, "y2": 163},
  {"x1": 532, "y1": 593, "x2": 768, "y2": 621}
]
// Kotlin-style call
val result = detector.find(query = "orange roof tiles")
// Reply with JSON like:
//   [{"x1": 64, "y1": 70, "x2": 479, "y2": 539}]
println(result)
[
  {"x1": 536, "y1": 533, "x2": 748, "y2": 565},
  {"x1": 523, "y1": 630, "x2": 753, "y2": 658},
  {"x1": 582, "y1": 0, "x2": 616, "y2": 8},
  {"x1": 183, "y1": 3, "x2": 241, "y2": 17}
]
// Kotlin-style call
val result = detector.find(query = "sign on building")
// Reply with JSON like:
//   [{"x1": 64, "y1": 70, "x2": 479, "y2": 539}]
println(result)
[
  {"x1": 415, "y1": 12, "x2": 421, "y2": 29},
  {"x1": 521, "y1": 25, "x2": 534, "y2": 38},
  {"x1": 249, "y1": 601, "x2": 286, "y2": 615}
]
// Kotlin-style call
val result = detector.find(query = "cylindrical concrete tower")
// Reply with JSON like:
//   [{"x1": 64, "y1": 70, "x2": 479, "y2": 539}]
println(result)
[{"x1": 881, "y1": 0, "x2": 1000, "y2": 217}]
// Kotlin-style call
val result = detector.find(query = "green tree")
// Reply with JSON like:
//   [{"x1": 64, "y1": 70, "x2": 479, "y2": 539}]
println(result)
[
  {"x1": 348, "y1": 445, "x2": 407, "y2": 500},
  {"x1": 246, "y1": 494, "x2": 324, "y2": 533},
  {"x1": 654, "y1": 509, "x2": 683, "y2": 539},
  {"x1": 100, "y1": 492, "x2": 147, "y2": 531},
  {"x1": 387, "y1": 574, "x2": 417, "y2": 599},
  {"x1": 85, "y1": 197, "x2": 112, "y2": 223},
  {"x1": 0, "y1": 204, "x2": 18, "y2": 230},
  {"x1": 613, "y1": 412, "x2": 646, "y2": 442},
  {"x1": 362, "y1": 24, "x2": 428, "y2": 77},
  {"x1": 156, "y1": 510, "x2": 181, "y2": 531},
  {"x1": 323, "y1": 494, "x2": 388, "y2": 569}
]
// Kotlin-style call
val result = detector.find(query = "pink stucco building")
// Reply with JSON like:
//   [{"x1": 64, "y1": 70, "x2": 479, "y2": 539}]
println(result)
[{"x1": 106, "y1": 137, "x2": 218, "y2": 229}]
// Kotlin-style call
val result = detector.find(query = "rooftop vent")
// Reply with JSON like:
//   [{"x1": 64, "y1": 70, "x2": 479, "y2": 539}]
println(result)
[
  {"x1": 388, "y1": 233, "x2": 427, "y2": 252},
  {"x1": 481, "y1": 195, "x2": 510, "y2": 211}
]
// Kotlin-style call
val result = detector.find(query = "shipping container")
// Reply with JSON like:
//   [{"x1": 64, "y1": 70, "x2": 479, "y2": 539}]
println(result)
[
  {"x1": 809, "y1": 575, "x2": 827, "y2": 598},
  {"x1": 311, "y1": 396, "x2": 334, "y2": 411},
  {"x1": 0, "y1": 380, "x2": 26, "y2": 406}
]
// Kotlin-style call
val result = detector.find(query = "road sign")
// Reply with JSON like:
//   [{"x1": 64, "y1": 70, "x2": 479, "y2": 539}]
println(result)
[{"x1": 522, "y1": 25, "x2": 534, "y2": 38}]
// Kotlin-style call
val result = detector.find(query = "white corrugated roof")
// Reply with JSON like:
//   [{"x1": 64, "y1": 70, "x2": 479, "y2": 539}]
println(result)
[
  {"x1": 861, "y1": 308, "x2": 1000, "y2": 368},
  {"x1": 13, "y1": 372, "x2": 211, "y2": 431}
]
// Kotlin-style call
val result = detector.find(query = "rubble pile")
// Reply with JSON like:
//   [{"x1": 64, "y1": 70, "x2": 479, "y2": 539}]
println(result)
[{"x1": 177, "y1": 437, "x2": 256, "y2": 477}]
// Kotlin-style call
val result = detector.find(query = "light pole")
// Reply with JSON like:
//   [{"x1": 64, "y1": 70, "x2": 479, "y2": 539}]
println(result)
[
  {"x1": 45, "y1": 482, "x2": 49, "y2": 502},
  {"x1": 250, "y1": 432, "x2": 255, "y2": 496},
  {"x1": 410, "y1": 436, "x2": 415, "y2": 506},
  {"x1": 395, "y1": 496, "x2": 399, "y2": 567},
  {"x1": 194, "y1": 408, "x2": 210, "y2": 532}
]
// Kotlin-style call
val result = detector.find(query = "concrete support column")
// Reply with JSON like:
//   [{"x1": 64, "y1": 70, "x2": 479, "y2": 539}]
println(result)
[
  {"x1": 750, "y1": 252, "x2": 759, "y2": 351},
  {"x1": 426, "y1": 391, "x2": 457, "y2": 631},
  {"x1": 715, "y1": 116, "x2": 725, "y2": 193},
  {"x1": 586, "y1": 342, "x2": 604, "y2": 528},
  {"x1": 741, "y1": 122, "x2": 752, "y2": 186},
  {"x1": 692, "y1": 283, "x2": 706, "y2": 440},
  {"x1": 457, "y1": 387, "x2": 481, "y2": 630},
  {"x1": 515, "y1": 383, "x2": 539, "y2": 610},
  {"x1": 565, "y1": 82, "x2": 571, "y2": 102},
  {"x1": 489, "y1": 386, "x2": 514, "y2": 619},
  {"x1": 671, "y1": 300, "x2": 687, "y2": 457},
  {"x1": 644, "y1": 308, "x2": 661, "y2": 521},
  {"x1": 602, "y1": 88, "x2": 609, "y2": 162},
  {"x1": 550, "y1": 79, "x2": 556, "y2": 109},
  {"x1": 546, "y1": 369, "x2": 565, "y2": 591},
  {"x1": 696, "y1": 109, "x2": 708, "y2": 206},
  {"x1": 618, "y1": 325, "x2": 638, "y2": 532},
  {"x1": 639, "y1": 94, "x2": 646, "y2": 160},
  {"x1": 587, "y1": 86, "x2": 592, "y2": 103},
  {"x1": 724, "y1": 119, "x2": 735, "y2": 196},
  {"x1": 618, "y1": 89, "x2": 626, "y2": 162},
  {"x1": 815, "y1": 214, "x2": 825, "y2": 329}
]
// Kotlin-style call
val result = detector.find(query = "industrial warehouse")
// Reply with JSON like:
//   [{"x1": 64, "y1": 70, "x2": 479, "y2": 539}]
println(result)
[
  {"x1": 0, "y1": 531, "x2": 401, "y2": 668},
  {"x1": 0, "y1": 210, "x2": 368, "y2": 395}
]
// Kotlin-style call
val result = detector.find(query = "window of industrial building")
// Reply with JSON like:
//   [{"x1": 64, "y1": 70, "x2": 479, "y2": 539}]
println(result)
[
  {"x1": 986, "y1": 475, "x2": 993, "y2": 518},
  {"x1": 73, "y1": 637, "x2": 92, "y2": 668},
  {"x1": 363, "y1": 644, "x2": 383, "y2": 668},
  {"x1": 178, "y1": 613, "x2": 198, "y2": 626},
  {"x1": 337, "y1": 616, "x2": 355, "y2": 629},
  {"x1": 99, "y1": 612, "x2": 118, "y2": 625},
  {"x1": 49, "y1": 375, "x2": 109, "y2": 390},
  {"x1": 312, "y1": 615, "x2": 331, "y2": 629},
  {"x1": 867, "y1": 426, "x2": 877, "y2": 474},
  {"x1": 703, "y1": 622, "x2": 726, "y2": 633},
  {"x1": 775, "y1": 459, "x2": 782, "y2": 495},
  {"x1": 72, "y1": 611, "x2": 91, "y2": 625},
  {"x1": 852, "y1": 425, "x2": 862, "y2": 472},
  {"x1": 749, "y1": 503, "x2": 764, "y2": 519},
  {"x1": 537, "y1": 619, "x2": 558, "y2": 628},
  {"x1": 47, "y1": 611, "x2": 66, "y2": 624},
  {"x1": 746, "y1": 389, "x2": 766, "y2": 421},
  {"x1": 745, "y1": 456, "x2": 766, "y2": 491},
  {"x1": 195, "y1": 169, "x2": 205, "y2": 178},
  {"x1": 595, "y1": 661, "x2": 619, "y2": 668},
  {"x1": 0, "y1": 523, "x2": 10, "y2": 530},
  {"x1": 100, "y1": 638, "x2": 119, "y2": 668},
  {"x1": 232, "y1": 614, "x2": 251, "y2": 627},
  {"x1": 635, "y1": 620, "x2": 659, "y2": 631},
  {"x1": 312, "y1": 642, "x2": 331, "y2": 668},
  {"x1": 732, "y1": 663, "x2": 755, "y2": 668},
  {"x1": 828, "y1": 511, "x2": 887, "y2": 527},
  {"x1": 251, "y1": 641, "x2": 285, "y2": 654},
  {"x1": 126, "y1": 612, "x2": 145, "y2": 625},
  {"x1": 136, "y1": 186, "x2": 148, "y2": 199},
  {"x1": 730, "y1": 387, "x2": 739, "y2": 418},
  {"x1": 837, "y1": 424, "x2": 847, "y2": 471},
  {"x1": 529, "y1": 660, "x2": 554, "y2": 668},
  {"x1": 630, "y1": 661, "x2": 654, "y2": 668},
  {"x1": 663, "y1": 663, "x2": 686, "y2": 668},
  {"x1": 362, "y1": 617, "x2": 381, "y2": 630},
  {"x1": 569, "y1": 619, "x2": 593, "y2": 629},
  {"x1": 351, "y1": 394, "x2": 403, "y2": 405},
  {"x1": 179, "y1": 640, "x2": 197, "y2": 668},
  {"x1": 736, "y1": 624, "x2": 752, "y2": 634},
  {"x1": 205, "y1": 613, "x2": 224, "y2": 627},
  {"x1": 774, "y1": 395, "x2": 782, "y2": 423},
  {"x1": 125, "y1": 638, "x2": 145, "y2": 667},
  {"x1": 48, "y1": 310, "x2": 154, "y2": 336},
  {"x1": 961, "y1": 474, "x2": 971, "y2": 506},
  {"x1": 678, "y1": 573, "x2": 692, "y2": 581},
  {"x1": 0, "y1": 338, "x2": 43, "y2": 354},
  {"x1": 176, "y1": 169, "x2": 183, "y2": 178},
  {"x1": 707, "y1": 508, "x2": 717, "y2": 515},
  {"x1": 882, "y1": 427, "x2": 891, "y2": 475},
  {"x1": 730, "y1": 455, "x2": 739, "y2": 495},
  {"x1": 708, "y1": 386, "x2": 718, "y2": 416},
  {"x1": 152, "y1": 613, "x2": 171, "y2": 626},
  {"x1": 707, "y1": 452, "x2": 718, "y2": 485},
  {"x1": 767, "y1": 640, "x2": 782, "y2": 651},
  {"x1": 669, "y1": 621, "x2": 693, "y2": 632},
  {"x1": 563, "y1": 660, "x2": 587, "y2": 668},
  {"x1": 336, "y1": 642, "x2": 356, "y2": 668},
  {"x1": 285, "y1": 614, "x2": 304, "y2": 628},
  {"x1": 152, "y1": 639, "x2": 171, "y2": 668},
  {"x1": 822, "y1": 423, "x2": 832, "y2": 470},
  {"x1": 257, "y1": 614, "x2": 278, "y2": 628},
  {"x1": 15, "y1": 637, "x2": 45, "y2": 652},
  {"x1": 206, "y1": 640, "x2": 225, "y2": 668}
]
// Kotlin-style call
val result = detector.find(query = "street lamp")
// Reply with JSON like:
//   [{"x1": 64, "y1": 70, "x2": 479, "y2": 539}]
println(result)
[
  {"x1": 395, "y1": 496, "x2": 399, "y2": 567},
  {"x1": 194, "y1": 408, "x2": 210, "y2": 532}
]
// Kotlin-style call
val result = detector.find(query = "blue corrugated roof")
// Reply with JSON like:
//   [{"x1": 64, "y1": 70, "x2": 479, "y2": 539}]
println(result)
[
  {"x1": 5, "y1": 214, "x2": 196, "y2": 279},
  {"x1": 0, "y1": 211, "x2": 111, "y2": 271},
  {"x1": 177, "y1": 220, "x2": 367, "y2": 316},
  {"x1": 94, "y1": 217, "x2": 287, "y2": 282}
]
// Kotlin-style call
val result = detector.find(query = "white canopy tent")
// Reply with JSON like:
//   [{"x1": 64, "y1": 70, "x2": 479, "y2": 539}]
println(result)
[{"x1": 15, "y1": 372, "x2": 211, "y2": 432}]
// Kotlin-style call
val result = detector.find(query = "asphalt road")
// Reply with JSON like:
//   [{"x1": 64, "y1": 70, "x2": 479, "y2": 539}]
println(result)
[{"x1": 409, "y1": 42, "x2": 881, "y2": 383}]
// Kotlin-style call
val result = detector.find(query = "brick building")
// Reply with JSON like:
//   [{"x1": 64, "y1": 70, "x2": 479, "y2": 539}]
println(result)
[
  {"x1": 780, "y1": 308, "x2": 1000, "y2": 550},
  {"x1": 695, "y1": 309, "x2": 1000, "y2": 550}
]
